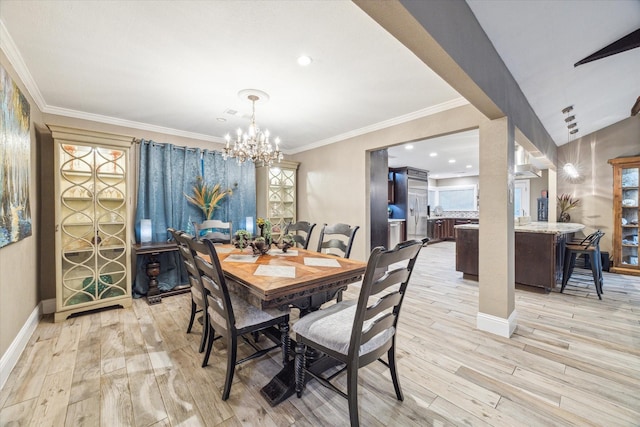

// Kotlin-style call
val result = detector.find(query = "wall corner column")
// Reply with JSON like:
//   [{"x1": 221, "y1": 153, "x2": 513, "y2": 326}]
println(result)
[{"x1": 478, "y1": 117, "x2": 517, "y2": 337}]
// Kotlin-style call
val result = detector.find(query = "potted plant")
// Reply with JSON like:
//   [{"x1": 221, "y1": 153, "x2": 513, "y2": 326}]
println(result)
[
  {"x1": 257, "y1": 217, "x2": 273, "y2": 245},
  {"x1": 558, "y1": 193, "x2": 580, "y2": 222},
  {"x1": 233, "y1": 229, "x2": 252, "y2": 251},
  {"x1": 184, "y1": 176, "x2": 232, "y2": 220}
]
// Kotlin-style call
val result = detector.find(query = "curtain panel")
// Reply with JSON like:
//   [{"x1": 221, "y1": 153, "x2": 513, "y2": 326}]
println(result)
[{"x1": 133, "y1": 141, "x2": 256, "y2": 297}]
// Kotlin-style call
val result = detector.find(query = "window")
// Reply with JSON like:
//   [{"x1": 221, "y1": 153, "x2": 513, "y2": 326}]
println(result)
[
  {"x1": 514, "y1": 180, "x2": 530, "y2": 217},
  {"x1": 432, "y1": 185, "x2": 478, "y2": 211}
]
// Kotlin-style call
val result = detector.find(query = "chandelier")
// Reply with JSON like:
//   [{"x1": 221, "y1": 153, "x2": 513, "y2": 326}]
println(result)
[{"x1": 222, "y1": 90, "x2": 283, "y2": 166}]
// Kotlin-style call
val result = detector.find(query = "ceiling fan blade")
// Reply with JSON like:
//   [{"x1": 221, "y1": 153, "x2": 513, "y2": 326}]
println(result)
[{"x1": 574, "y1": 28, "x2": 640, "y2": 67}]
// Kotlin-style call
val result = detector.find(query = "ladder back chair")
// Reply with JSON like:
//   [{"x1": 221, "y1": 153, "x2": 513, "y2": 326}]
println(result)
[
  {"x1": 316, "y1": 223, "x2": 359, "y2": 258},
  {"x1": 193, "y1": 219, "x2": 232, "y2": 243},
  {"x1": 284, "y1": 221, "x2": 316, "y2": 249},
  {"x1": 170, "y1": 228, "x2": 208, "y2": 353},
  {"x1": 189, "y1": 237, "x2": 291, "y2": 401},
  {"x1": 317, "y1": 223, "x2": 359, "y2": 301},
  {"x1": 293, "y1": 239, "x2": 424, "y2": 427}
]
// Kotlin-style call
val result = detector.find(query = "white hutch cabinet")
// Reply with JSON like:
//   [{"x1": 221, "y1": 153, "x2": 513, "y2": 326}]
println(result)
[{"x1": 49, "y1": 125, "x2": 134, "y2": 321}]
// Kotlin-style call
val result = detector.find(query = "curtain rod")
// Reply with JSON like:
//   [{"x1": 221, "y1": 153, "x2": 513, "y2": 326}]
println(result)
[{"x1": 133, "y1": 138, "x2": 223, "y2": 154}]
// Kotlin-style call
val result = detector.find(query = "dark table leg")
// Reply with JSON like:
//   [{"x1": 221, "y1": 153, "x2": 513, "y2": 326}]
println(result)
[{"x1": 259, "y1": 287, "x2": 346, "y2": 406}]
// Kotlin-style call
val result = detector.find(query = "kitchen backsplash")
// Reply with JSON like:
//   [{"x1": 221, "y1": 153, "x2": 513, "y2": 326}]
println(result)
[{"x1": 438, "y1": 210, "x2": 479, "y2": 218}]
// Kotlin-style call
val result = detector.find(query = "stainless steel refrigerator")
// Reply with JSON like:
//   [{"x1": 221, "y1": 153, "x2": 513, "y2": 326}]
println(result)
[{"x1": 407, "y1": 179, "x2": 429, "y2": 240}]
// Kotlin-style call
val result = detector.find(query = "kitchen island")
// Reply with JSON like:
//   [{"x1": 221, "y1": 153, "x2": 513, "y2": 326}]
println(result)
[{"x1": 455, "y1": 222, "x2": 585, "y2": 292}]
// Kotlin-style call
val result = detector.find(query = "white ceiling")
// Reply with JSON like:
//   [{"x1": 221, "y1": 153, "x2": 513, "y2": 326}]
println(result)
[
  {"x1": 388, "y1": 130, "x2": 479, "y2": 179},
  {"x1": 1, "y1": 1, "x2": 638, "y2": 178}
]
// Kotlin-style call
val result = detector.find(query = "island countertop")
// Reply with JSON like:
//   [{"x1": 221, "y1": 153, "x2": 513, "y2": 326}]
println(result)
[{"x1": 455, "y1": 221, "x2": 584, "y2": 234}]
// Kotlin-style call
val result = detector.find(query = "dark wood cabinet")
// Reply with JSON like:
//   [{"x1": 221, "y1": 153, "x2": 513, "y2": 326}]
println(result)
[
  {"x1": 430, "y1": 218, "x2": 459, "y2": 241},
  {"x1": 455, "y1": 227, "x2": 572, "y2": 292},
  {"x1": 388, "y1": 172, "x2": 395, "y2": 204}
]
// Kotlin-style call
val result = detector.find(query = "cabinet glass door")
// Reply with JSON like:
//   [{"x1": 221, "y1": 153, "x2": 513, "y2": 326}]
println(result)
[
  {"x1": 268, "y1": 167, "x2": 296, "y2": 239},
  {"x1": 59, "y1": 143, "x2": 128, "y2": 306},
  {"x1": 621, "y1": 166, "x2": 639, "y2": 266}
]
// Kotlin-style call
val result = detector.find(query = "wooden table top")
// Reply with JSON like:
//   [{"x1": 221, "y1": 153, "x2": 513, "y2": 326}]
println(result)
[{"x1": 207, "y1": 245, "x2": 366, "y2": 308}]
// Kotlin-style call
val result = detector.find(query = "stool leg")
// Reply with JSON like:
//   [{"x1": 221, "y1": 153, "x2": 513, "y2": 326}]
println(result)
[
  {"x1": 595, "y1": 249, "x2": 604, "y2": 294},
  {"x1": 589, "y1": 251, "x2": 602, "y2": 300},
  {"x1": 561, "y1": 249, "x2": 575, "y2": 293}
]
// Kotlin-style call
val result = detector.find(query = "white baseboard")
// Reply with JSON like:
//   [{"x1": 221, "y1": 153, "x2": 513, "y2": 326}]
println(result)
[
  {"x1": 477, "y1": 309, "x2": 518, "y2": 338},
  {"x1": 0, "y1": 303, "x2": 41, "y2": 391},
  {"x1": 41, "y1": 298, "x2": 56, "y2": 315}
]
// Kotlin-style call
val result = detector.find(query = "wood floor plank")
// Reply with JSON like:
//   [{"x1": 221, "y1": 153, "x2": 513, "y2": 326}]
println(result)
[
  {"x1": 29, "y1": 369, "x2": 73, "y2": 427},
  {"x1": 68, "y1": 313, "x2": 101, "y2": 405},
  {"x1": 126, "y1": 354, "x2": 168, "y2": 426},
  {"x1": 0, "y1": 397, "x2": 36, "y2": 426},
  {"x1": 4, "y1": 338, "x2": 55, "y2": 407},
  {"x1": 100, "y1": 367, "x2": 133, "y2": 427},
  {"x1": 65, "y1": 395, "x2": 100, "y2": 427}
]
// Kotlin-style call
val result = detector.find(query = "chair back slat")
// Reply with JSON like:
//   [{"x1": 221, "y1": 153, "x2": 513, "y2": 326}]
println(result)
[
  {"x1": 369, "y1": 268, "x2": 410, "y2": 297},
  {"x1": 284, "y1": 221, "x2": 316, "y2": 249},
  {"x1": 365, "y1": 291, "x2": 402, "y2": 321},
  {"x1": 172, "y1": 230, "x2": 206, "y2": 303},
  {"x1": 361, "y1": 312, "x2": 395, "y2": 344},
  {"x1": 317, "y1": 223, "x2": 359, "y2": 258},
  {"x1": 376, "y1": 240, "x2": 425, "y2": 268},
  {"x1": 348, "y1": 240, "x2": 423, "y2": 361},
  {"x1": 194, "y1": 220, "x2": 232, "y2": 243}
]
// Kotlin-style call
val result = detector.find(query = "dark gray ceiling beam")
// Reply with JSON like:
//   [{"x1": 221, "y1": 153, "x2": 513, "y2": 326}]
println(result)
[{"x1": 354, "y1": 0, "x2": 557, "y2": 166}]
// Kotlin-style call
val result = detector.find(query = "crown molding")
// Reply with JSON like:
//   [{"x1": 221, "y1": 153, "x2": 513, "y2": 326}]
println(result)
[
  {"x1": 286, "y1": 97, "x2": 470, "y2": 154},
  {"x1": 44, "y1": 105, "x2": 226, "y2": 144},
  {"x1": 0, "y1": 19, "x2": 47, "y2": 111}
]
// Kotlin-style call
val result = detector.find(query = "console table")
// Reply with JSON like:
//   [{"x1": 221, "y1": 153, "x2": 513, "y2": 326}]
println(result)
[{"x1": 133, "y1": 242, "x2": 190, "y2": 304}]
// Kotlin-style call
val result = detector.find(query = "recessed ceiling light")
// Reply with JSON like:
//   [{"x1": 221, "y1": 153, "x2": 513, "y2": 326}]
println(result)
[
  {"x1": 466, "y1": 164, "x2": 472, "y2": 168},
  {"x1": 297, "y1": 55, "x2": 312, "y2": 66},
  {"x1": 429, "y1": 152, "x2": 437, "y2": 157},
  {"x1": 405, "y1": 144, "x2": 414, "y2": 150},
  {"x1": 448, "y1": 159, "x2": 456, "y2": 163},
  {"x1": 216, "y1": 117, "x2": 227, "y2": 122}
]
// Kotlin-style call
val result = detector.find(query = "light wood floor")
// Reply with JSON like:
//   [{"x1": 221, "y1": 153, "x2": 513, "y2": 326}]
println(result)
[{"x1": 2, "y1": 241, "x2": 639, "y2": 426}]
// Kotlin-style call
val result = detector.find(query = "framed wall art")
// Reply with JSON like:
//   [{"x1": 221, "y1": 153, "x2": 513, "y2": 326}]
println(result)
[{"x1": 1, "y1": 64, "x2": 32, "y2": 248}]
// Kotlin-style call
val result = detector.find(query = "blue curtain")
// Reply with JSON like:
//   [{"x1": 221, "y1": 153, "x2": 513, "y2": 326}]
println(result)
[
  {"x1": 202, "y1": 150, "x2": 256, "y2": 235},
  {"x1": 133, "y1": 141, "x2": 256, "y2": 297}
]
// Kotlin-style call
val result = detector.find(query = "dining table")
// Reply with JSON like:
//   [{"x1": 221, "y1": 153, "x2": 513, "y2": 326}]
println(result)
[{"x1": 208, "y1": 244, "x2": 367, "y2": 406}]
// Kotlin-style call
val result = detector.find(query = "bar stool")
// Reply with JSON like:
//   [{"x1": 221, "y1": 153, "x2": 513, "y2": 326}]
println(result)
[{"x1": 561, "y1": 230, "x2": 605, "y2": 299}]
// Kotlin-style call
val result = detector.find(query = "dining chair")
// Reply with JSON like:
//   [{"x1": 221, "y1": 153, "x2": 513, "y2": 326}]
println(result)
[
  {"x1": 561, "y1": 230, "x2": 605, "y2": 299},
  {"x1": 193, "y1": 219, "x2": 232, "y2": 243},
  {"x1": 317, "y1": 223, "x2": 359, "y2": 301},
  {"x1": 316, "y1": 223, "x2": 359, "y2": 258},
  {"x1": 170, "y1": 228, "x2": 208, "y2": 353},
  {"x1": 284, "y1": 221, "x2": 316, "y2": 249},
  {"x1": 189, "y1": 237, "x2": 291, "y2": 401},
  {"x1": 293, "y1": 239, "x2": 424, "y2": 427}
]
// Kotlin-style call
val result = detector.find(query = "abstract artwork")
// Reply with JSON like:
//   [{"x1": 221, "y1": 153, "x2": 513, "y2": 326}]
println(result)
[{"x1": 1, "y1": 64, "x2": 31, "y2": 248}]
